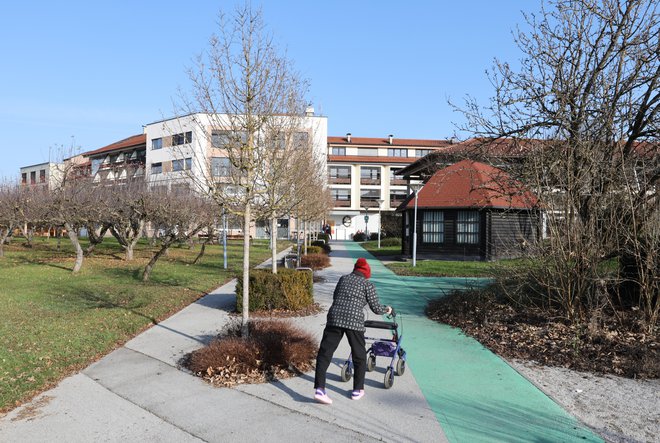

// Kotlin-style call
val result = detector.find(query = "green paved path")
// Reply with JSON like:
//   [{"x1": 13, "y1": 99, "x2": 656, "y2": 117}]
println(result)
[{"x1": 344, "y1": 241, "x2": 601, "y2": 443}]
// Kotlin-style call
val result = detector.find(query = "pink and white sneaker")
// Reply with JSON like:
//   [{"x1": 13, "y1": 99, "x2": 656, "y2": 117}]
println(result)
[
  {"x1": 351, "y1": 389, "x2": 365, "y2": 400},
  {"x1": 314, "y1": 389, "x2": 333, "y2": 404}
]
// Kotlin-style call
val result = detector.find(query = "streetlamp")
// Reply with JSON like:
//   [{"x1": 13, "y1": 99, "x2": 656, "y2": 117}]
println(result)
[
  {"x1": 363, "y1": 206, "x2": 370, "y2": 238},
  {"x1": 377, "y1": 198, "x2": 385, "y2": 249},
  {"x1": 410, "y1": 184, "x2": 422, "y2": 267}
]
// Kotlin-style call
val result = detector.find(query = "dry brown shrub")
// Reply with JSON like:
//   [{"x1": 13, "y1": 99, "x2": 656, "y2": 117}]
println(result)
[
  {"x1": 300, "y1": 253, "x2": 330, "y2": 270},
  {"x1": 184, "y1": 319, "x2": 318, "y2": 387}
]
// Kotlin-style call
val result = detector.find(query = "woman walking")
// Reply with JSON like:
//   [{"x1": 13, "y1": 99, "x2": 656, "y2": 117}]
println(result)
[{"x1": 314, "y1": 257, "x2": 391, "y2": 404}]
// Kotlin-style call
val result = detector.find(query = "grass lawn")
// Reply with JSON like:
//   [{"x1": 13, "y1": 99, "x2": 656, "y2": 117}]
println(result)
[
  {"x1": 360, "y1": 240, "x2": 520, "y2": 277},
  {"x1": 0, "y1": 236, "x2": 289, "y2": 412}
]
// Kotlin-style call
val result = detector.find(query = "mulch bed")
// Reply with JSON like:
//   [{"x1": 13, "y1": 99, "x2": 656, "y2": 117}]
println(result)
[{"x1": 427, "y1": 292, "x2": 659, "y2": 379}]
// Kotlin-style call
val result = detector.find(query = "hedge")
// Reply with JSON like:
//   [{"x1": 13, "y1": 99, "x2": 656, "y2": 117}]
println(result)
[{"x1": 235, "y1": 268, "x2": 313, "y2": 312}]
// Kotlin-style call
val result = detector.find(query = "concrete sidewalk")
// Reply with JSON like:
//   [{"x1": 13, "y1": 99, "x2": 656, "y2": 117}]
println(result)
[{"x1": 0, "y1": 242, "x2": 446, "y2": 442}]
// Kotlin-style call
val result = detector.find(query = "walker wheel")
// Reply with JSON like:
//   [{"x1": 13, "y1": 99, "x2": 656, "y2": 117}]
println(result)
[
  {"x1": 366, "y1": 353, "x2": 376, "y2": 372},
  {"x1": 384, "y1": 367, "x2": 394, "y2": 389},
  {"x1": 396, "y1": 358, "x2": 406, "y2": 376},
  {"x1": 341, "y1": 362, "x2": 353, "y2": 382}
]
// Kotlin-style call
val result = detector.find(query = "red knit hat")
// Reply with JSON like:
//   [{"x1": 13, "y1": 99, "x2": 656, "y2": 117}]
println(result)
[{"x1": 353, "y1": 258, "x2": 371, "y2": 279}]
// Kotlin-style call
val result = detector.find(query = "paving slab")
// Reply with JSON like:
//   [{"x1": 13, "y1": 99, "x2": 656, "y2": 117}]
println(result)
[{"x1": 0, "y1": 373, "x2": 202, "y2": 443}]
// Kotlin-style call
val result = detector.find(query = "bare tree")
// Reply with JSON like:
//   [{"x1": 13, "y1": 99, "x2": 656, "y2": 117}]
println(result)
[
  {"x1": 179, "y1": 3, "x2": 312, "y2": 335},
  {"x1": 105, "y1": 181, "x2": 149, "y2": 261},
  {"x1": 257, "y1": 126, "x2": 324, "y2": 273},
  {"x1": 142, "y1": 188, "x2": 213, "y2": 281},
  {"x1": 45, "y1": 176, "x2": 98, "y2": 273},
  {"x1": 0, "y1": 182, "x2": 22, "y2": 257},
  {"x1": 456, "y1": 0, "x2": 659, "y2": 329}
]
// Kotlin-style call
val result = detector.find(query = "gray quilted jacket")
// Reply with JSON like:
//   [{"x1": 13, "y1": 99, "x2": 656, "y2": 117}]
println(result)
[{"x1": 326, "y1": 271, "x2": 388, "y2": 331}]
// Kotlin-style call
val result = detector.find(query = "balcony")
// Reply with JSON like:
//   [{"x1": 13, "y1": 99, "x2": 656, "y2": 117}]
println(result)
[
  {"x1": 360, "y1": 200, "x2": 381, "y2": 208},
  {"x1": 329, "y1": 177, "x2": 351, "y2": 185},
  {"x1": 360, "y1": 178, "x2": 381, "y2": 185},
  {"x1": 390, "y1": 178, "x2": 407, "y2": 185},
  {"x1": 390, "y1": 198, "x2": 406, "y2": 208},
  {"x1": 333, "y1": 200, "x2": 351, "y2": 208}
]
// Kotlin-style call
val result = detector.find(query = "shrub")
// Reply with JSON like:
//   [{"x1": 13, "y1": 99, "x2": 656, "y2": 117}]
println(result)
[
  {"x1": 235, "y1": 268, "x2": 313, "y2": 312},
  {"x1": 317, "y1": 233, "x2": 330, "y2": 242},
  {"x1": 311, "y1": 240, "x2": 331, "y2": 254},
  {"x1": 300, "y1": 253, "x2": 330, "y2": 270},
  {"x1": 305, "y1": 245, "x2": 324, "y2": 255},
  {"x1": 369, "y1": 232, "x2": 379, "y2": 241},
  {"x1": 380, "y1": 237, "x2": 402, "y2": 247},
  {"x1": 186, "y1": 319, "x2": 318, "y2": 386},
  {"x1": 353, "y1": 232, "x2": 367, "y2": 242}
]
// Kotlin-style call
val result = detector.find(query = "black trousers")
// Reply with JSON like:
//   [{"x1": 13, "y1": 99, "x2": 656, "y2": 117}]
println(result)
[{"x1": 314, "y1": 326, "x2": 366, "y2": 391}]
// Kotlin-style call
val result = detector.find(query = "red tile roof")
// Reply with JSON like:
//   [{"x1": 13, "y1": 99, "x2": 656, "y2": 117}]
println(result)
[
  {"x1": 82, "y1": 134, "x2": 146, "y2": 157},
  {"x1": 328, "y1": 155, "x2": 418, "y2": 164},
  {"x1": 328, "y1": 136, "x2": 453, "y2": 148},
  {"x1": 403, "y1": 159, "x2": 538, "y2": 210}
]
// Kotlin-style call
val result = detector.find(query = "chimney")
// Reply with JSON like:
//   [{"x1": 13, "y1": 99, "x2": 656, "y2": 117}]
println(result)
[
  {"x1": 305, "y1": 106, "x2": 314, "y2": 116},
  {"x1": 346, "y1": 133, "x2": 352, "y2": 143},
  {"x1": 388, "y1": 134, "x2": 394, "y2": 144}
]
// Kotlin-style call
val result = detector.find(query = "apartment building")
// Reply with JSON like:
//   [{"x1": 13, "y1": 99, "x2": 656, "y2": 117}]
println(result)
[
  {"x1": 143, "y1": 111, "x2": 328, "y2": 193},
  {"x1": 327, "y1": 134, "x2": 453, "y2": 239},
  {"x1": 85, "y1": 134, "x2": 147, "y2": 183},
  {"x1": 19, "y1": 162, "x2": 62, "y2": 189}
]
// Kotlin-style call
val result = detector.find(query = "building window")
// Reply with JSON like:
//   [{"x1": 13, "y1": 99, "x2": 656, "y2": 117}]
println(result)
[
  {"x1": 292, "y1": 131, "x2": 309, "y2": 148},
  {"x1": 423, "y1": 211, "x2": 444, "y2": 243},
  {"x1": 360, "y1": 167, "x2": 380, "y2": 181},
  {"x1": 388, "y1": 148, "x2": 407, "y2": 157},
  {"x1": 211, "y1": 157, "x2": 231, "y2": 176},
  {"x1": 172, "y1": 131, "x2": 193, "y2": 146},
  {"x1": 152, "y1": 138, "x2": 163, "y2": 150},
  {"x1": 457, "y1": 211, "x2": 479, "y2": 244},
  {"x1": 389, "y1": 189, "x2": 408, "y2": 206},
  {"x1": 360, "y1": 189, "x2": 381, "y2": 207},
  {"x1": 416, "y1": 149, "x2": 432, "y2": 157},
  {"x1": 331, "y1": 189, "x2": 351, "y2": 201},
  {"x1": 30, "y1": 171, "x2": 36, "y2": 184},
  {"x1": 212, "y1": 130, "x2": 247, "y2": 148},
  {"x1": 329, "y1": 166, "x2": 351, "y2": 184},
  {"x1": 39, "y1": 169, "x2": 46, "y2": 183},
  {"x1": 21, "y1": 173, "x2": 27, "y2": 184},
  {"x1": 331, "y1": 147, "x2": 346, "y2": 156},
  {"x1": 151, "y1": 162, "x2": 163, "y2": 174},
  {"x1": 358, "y1": 148, "x2": 378, "y2": 156},
  {"x1": 172, "y1": 158, "x2": 192, "y2": 172}
]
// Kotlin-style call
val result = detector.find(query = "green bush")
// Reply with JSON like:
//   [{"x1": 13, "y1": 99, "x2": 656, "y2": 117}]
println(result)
[
  {"x1": 317, "y1": 233, "x2": 330, "y2": 242},
  {"x1": 380, "y1": 237, "x2": 401, "y2": 247},
  {"x1": 311, "y1": 240, "x2": 331, "y2": 254},
  {"x1": 300, "y1": 253, "x2": 330, "y2": 270},
  {"x1": 353, "y1": 232, "x2": 367, "y2": 242},
  {"x1": 305, "y1": 245, "x2": 324, "y2": 255},
  {"x1": 235, "y1": 269, "x2": 313, "y2": 312}
]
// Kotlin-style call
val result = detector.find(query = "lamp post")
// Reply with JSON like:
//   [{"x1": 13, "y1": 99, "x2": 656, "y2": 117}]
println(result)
[
  {"x1": 411, "y1": 184, "x2": 422, "y2": 267},
  {"x1": 377, "y1": 198, "x2": 384, "y2": 249},
  {"x1": 222, "y1": 206, "x2": 227, "y2": 270},
  {"x1": 363, "y1": 206, "x2": 370, "y2": 238}
]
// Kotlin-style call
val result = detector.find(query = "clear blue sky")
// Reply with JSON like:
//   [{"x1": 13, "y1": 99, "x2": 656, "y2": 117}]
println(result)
[{"x1": 0, "y1": 0, "x2": 533, "y2": 179}]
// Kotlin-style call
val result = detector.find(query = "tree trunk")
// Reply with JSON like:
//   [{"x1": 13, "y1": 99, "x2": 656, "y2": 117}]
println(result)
[
  {"x1": 85, "y1": 224, "x2": 110, "y2": 257},
  {"x1": 65, "y1": 223, "x2": 84, "y2": 273},
  {"x1": 21, "y1": 223, "x2": 33, "y2": 247},
  {"x1": 271, "y1": 217, "x2": 278, "y2": 274},
  {"x1": 0, "y1": 233, "x2": 6, "y2": 258},
  {"x1": 142, "y1": 244, "x2": 170, "y2": 282},
  {"x1": 241, "y1": 205, "x2": 251, "y2": 337}
]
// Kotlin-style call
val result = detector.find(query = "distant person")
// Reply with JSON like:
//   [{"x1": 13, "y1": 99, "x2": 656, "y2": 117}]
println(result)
[
  {"x1": 323, "y1": 223, "x2": 332, "y2": 240},
  {"x1": 313, "y1": 258, "x2": 391, "y2": 404}
]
